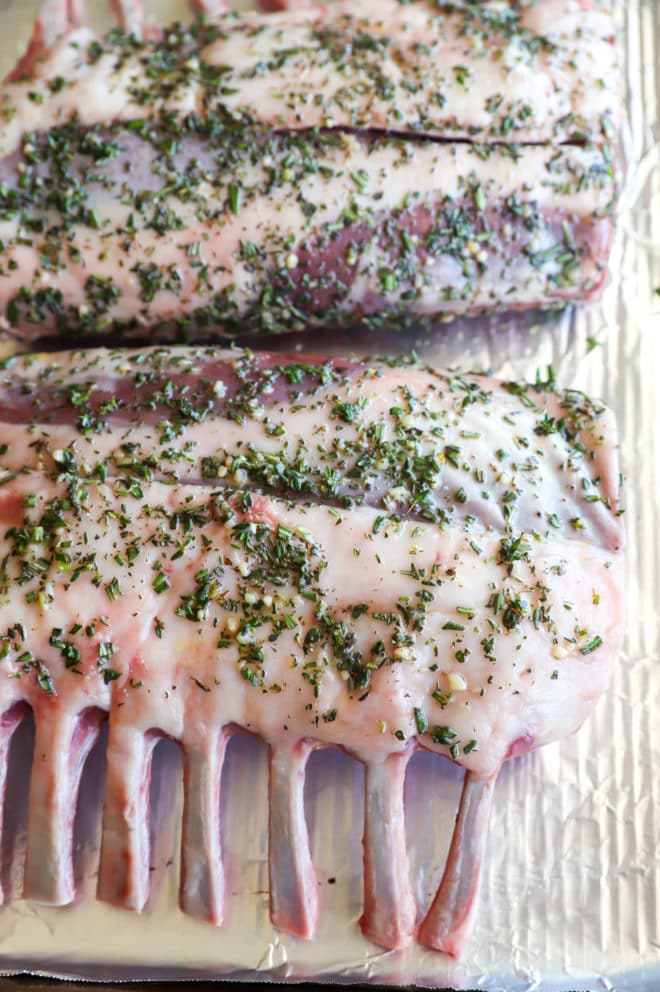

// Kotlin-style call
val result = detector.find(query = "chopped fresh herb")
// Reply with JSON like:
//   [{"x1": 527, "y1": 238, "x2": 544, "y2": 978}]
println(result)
[{"x1": 414, "y1": 707, "x2": 428, "y2": 734}]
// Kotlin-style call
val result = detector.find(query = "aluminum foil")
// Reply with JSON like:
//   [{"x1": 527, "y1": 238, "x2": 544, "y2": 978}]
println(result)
[{"x1": 0, "y1": 1, "x2": 657, "y2": 989}]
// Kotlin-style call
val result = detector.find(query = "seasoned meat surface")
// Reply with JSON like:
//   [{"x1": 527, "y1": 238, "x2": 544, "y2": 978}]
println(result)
[
  {"x1": 0, "y1": 0, "x2": 619, "y2": 338},
  {"x1": 0, "y1": 346, "x2": 624, "y2": 953}
]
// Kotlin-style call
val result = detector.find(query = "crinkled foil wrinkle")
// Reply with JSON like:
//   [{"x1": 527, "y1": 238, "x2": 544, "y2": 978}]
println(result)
[{"x1": 0, "y1": 1, "x2": 657, "y2": 989}]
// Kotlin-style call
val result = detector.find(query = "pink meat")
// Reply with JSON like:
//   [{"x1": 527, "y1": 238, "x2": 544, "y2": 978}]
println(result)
[
  {"x1": 0, "y1": 346, "x2": 624, "y2": 954},
  {"x1": 0, "y1": 0, "x2": 618, "y2": 339}
]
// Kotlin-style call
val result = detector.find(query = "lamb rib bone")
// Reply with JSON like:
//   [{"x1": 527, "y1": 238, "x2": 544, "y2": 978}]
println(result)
[
  {"x1": 96, "y1": 724, "x2": 161, "y2": 912},
  {"x1": 0, "y1": 701, "x2": 31, "y2": 903},
  {"x1": 361, "y1": 749, "x2": 417, "y2": 950},
  {"x1": 180, "y1": 724, "x2": 230, "y2": 924},
  {"x1": 418, "y1": 770, "x2": 498, "y2": 956},
  {"x1": 24, "y1": 704, "x2": 105, "y2": 904},
  {"x1": 269, "y1": 739, "x2": 319, "y2": 938}
]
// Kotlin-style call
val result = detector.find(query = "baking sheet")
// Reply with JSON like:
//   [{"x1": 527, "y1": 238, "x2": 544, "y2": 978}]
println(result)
[{"x1": 0, "y1": 0, "x2": 658, "y2": 989}]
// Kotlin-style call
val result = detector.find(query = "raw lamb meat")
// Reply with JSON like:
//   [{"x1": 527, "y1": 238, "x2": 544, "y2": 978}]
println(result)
[
  {"x1": 0, "y1": 345, "x2": 624, "y2": 955},
  {"x1": 0, "y1": 0, "x2": 619, "y2": 340}
]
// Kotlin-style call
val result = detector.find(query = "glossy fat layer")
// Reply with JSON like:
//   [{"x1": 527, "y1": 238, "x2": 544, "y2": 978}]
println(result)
[
  {"x1": 0, "y1": 475, "x2": 623, "y2": 780},
  {"x1": 0, "y1": 347, "x2": 624, "y2": 780},
  {"x1": 0, "y1": 346, "x2": 623, "y2": 550},
  {"x1": 0, "y1": 1, "x2": 618, "y2": 154}
]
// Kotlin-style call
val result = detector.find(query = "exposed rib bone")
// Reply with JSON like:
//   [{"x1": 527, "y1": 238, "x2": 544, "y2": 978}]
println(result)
[
  {"x1": 189, "y1": 0, "x2": 229, "y2": 16},
  {"x1": 361, "y1": 750, "x2": 417, "y2": 950},
  {"x1": 180, "y1": 727, "x2": 229, "y2": 924},
  {"x1": 24, "y1": 707, "x2": 105, "y2": 904},
  {"x1": 268, "y1": 739, "x2": 318, "y2": 938},
  {"x1": 110, "y1": 0, "x2": 142, "y2": 37},
  {"x1": 0, "y1": 702, "x2": 30, "y2": 903},
  {"x1": 6, "y1": 0, "x2": 83, "y2": 82},
  {"x1": 97, "y1": 725, "x2": 160, "y2": 912},
  {"x1": 110, "y1": 0, "x2": 160, "y2": 41},
  {"x1": 418, "y1": 770, "x2": 497, "y2": 956}
]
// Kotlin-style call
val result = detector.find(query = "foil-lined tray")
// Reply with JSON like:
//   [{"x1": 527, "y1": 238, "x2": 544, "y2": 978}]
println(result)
[{"x1": 0, "y1": 1, "x2": 657, "y2": 989}]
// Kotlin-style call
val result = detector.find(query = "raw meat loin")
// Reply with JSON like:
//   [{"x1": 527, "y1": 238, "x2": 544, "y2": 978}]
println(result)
[
  {"x1": 0, "y1": 345, "x2": 623, "y2": 548},
  {"x1": 0, "y1": 346, "x2": 624, "y2": 955},
  {"x1": 3, "y1": 0, "x2": 618, "y2": 147},
  {"x1": 0, "y1": 0, "x2": 618, "y2": 339}
]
